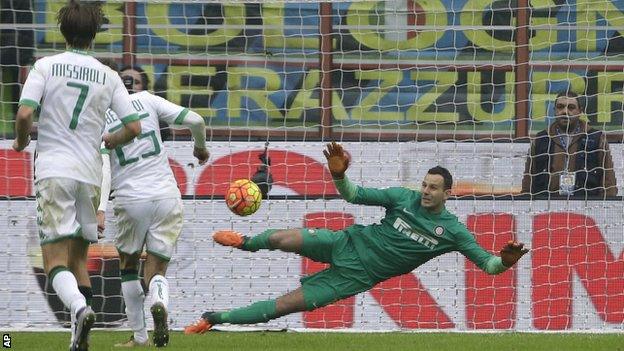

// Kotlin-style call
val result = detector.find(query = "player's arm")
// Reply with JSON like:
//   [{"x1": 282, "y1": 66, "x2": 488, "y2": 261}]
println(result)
[
  {"x1": 186, "y1": 111, "x2": 209, "y2": 165},
  {"x1": 172, "y1": 109, "x2": 209, "y2": 164},
  {"x1": 456, "y1": 226, "x2": 529, "y2": 275},
  {"x1": 153, "y1": 95, "x2": 209, "y2": 164},
  {"x1": 14, "y1": 60, "x2": 46, "y2": 152},
  {"x1": 97, "y1": 145, "x2": 112, "y2": 234},
  {"x1": 103, "y1": 120, "x2": 141, "y2": 149},
  {"x1": 323, "y1": 141, "x2": 401, "y2": 206},
  {"x1": 333, "y1": 175, "x2": 406, "y2": 206},
  {"x1": 13, "y1": 105, "x2": 34, "y2": 152},
  {"x1": 104, "y1": 75, "x2": 141, "y2": 149}
]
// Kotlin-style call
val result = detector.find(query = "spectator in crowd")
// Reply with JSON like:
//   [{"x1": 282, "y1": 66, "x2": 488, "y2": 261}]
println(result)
[{"x1": 521, "y1": 91, "x2": 617, "y2": 197}]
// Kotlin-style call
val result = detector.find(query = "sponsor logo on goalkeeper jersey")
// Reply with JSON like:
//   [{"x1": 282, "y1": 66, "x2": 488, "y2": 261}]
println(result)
[{"x1": 393, "y1": 217, "x2": 439, "y2": 249}]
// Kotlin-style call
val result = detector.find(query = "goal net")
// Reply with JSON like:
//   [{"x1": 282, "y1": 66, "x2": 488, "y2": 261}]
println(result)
[{"x1": 0, "y1": 0, "x2": 622, "y2": 332}]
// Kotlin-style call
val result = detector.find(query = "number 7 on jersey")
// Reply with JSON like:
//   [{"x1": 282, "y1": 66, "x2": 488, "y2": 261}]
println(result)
[{"x1": 66, "y1": 82, "x2": 89, "y2": 130}]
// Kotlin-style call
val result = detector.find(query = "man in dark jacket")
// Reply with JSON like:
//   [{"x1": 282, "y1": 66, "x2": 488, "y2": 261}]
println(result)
[{"x1": 522, "y1": 91, "x2": 617, "y2": 197}]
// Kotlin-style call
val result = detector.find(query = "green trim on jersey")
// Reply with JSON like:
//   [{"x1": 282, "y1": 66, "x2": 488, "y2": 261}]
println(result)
[
  {"x1": 40, "y1": 227, "x2": 94, "y2": 246},
  {"x1": 109, "y1": 113, "x2": 148, "y2": 134},
  {"x1": 108, "y1": 123, "x2": 122, "y2": 133},
  {"x1": 138, "y1": 131, "x2": 161, "y2": 158},
  {"x1": 120, "y1": 113, "x2": 140, "y2": 125},
  {"x1": 146, "y1": 249, "x2": 171, "y2": 262},
  {"x1": 69, "y1": 48, "x2": 90, "y2": 56},
  {"x1": 121, "y1": 273, "x2": 140, "y2": 282},
  {"x1": 100, "y1": 148, "x2": 110, "y2": 155},
  {"x1": 116, "y1": 247, "x2": 143, "y2": 257},
  {"x1": 19, "y1": 98, "x2": 40, "y2": 109},
  {"x1": 174, "y1": 108, "x2": 189, "y2": 124}
]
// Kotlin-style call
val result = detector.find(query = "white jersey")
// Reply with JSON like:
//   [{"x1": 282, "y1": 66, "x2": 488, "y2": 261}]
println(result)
[
  {"x1": 19, "y1": 50, "x2": 137, "y2": 186},
  {"x1": 103, "y1": 91, "x2": 186, "y2": 203}
]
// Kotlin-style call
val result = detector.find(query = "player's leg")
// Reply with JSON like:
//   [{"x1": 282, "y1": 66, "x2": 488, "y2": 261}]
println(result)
[
  {"x1": 42, "y1": 241, "x2": 87, "y2": 315},
  {"x1": 72, "y1": 182, "x2": 100, "y2": 351},
  {"x1": 113, "y1": 203, "x2": 150, "y2": 347},
  {"x1": 184, "y1": 286, "x2": 307, "y2": 334},
  {"x1": 43, "y1": 241, "x2": 94, "y2": 351},
  {"x1": 143, "y1": 254, "x2": 169, "y2": 347},
  {"x1": 213, "y1": 228, "x2": 303, "y2": 252},
  {"x1": 223, "y1": 287, "x2": 307, "y2": 323},
  {"x1": 219, "y1": 287, "x2": 308, "y2": 322},
  {"x1": 206, "y1": 265, "x2": 371, "y2": 328},
  {"x1": 143, "y1": 197, "x2": 183, "y2": 347},
  {"x1": 39, "y1": 178, "x2": 87, "y2": 313},
  {"x1": 69, "y1": 182, "x2": 100, "y2": 308},
  {"x1": 185, "y1": 264, "x2": 373, "y2": 334},
  {"x1": 214, "y1": 228, "x2": 340, "y2": 264},
  {"x1": 68, "y1": 238, "x2": 92, "y2": 306},
  {"x1": 143, "y1": 255, "x2": 169, "y2": 308},
  {"x1": 116, "y1": 251, "x2": 148, "y2": 347},
  {"x1": 185, "y1": 229, "x2": 371, "y2": 334},
  {"x1": 37, "y1": 178, "x2": 95, "y2": 351}
]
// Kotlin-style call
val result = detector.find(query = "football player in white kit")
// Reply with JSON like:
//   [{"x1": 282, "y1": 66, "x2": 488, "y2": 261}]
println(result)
[
  {"x1": 97, "y1": 65, "x2": 208, "y2": 347},
  {"x1": 12, "y1": 2, "x2": 141, "y2": 351}
]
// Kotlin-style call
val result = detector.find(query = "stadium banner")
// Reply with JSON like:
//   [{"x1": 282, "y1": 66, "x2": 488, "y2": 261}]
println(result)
[
  {"x1": 1, "y1": 197, "x2": 622, "y2": 331},
  {"x1": 36, "y1": 2, "x2": 624, "y2": 56},
  {"x1": 0, "y1": 140, "x2": 623, "y2": 331},
  {"x1": 2, "y1": 140, "x2": 624, "y2": 197},
  {"x1": 26, "y1": 1, "x2": 624, "y2": 130}
]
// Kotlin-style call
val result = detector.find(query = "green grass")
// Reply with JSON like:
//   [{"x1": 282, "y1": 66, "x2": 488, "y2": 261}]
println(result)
[{"x1": 6, "y1": 331, "x2": 624, "y2": 351}]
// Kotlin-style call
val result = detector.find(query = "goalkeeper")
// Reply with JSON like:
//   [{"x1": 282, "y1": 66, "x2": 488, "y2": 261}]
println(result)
[{"x1": 185, "y1": 142, "x2": 529, "y2": 333}]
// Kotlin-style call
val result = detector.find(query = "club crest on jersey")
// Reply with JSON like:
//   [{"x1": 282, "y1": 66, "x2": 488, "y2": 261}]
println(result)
[{"x1": 434, "y1": 226, "x2": 445, "y2": 237}]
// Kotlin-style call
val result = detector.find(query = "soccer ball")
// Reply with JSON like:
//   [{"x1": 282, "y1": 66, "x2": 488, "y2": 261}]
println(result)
[{"x1": 226, "y1": 179, "x2": 262, "y2": 216}]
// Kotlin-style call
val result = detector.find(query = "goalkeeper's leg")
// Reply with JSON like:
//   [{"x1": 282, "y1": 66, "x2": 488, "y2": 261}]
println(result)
[
  {"x1": 213, "y1": 228, "x2": 338, "y2": 264},
  {"x1": 185, "y1": 259, "x2": 373, "y2": 334},
  {"x1": 213, "y1": 228, "x2": 303, "y2": 252},
  {"x1": 184, "y1": 287, "x2": 308, "y2": 334}
]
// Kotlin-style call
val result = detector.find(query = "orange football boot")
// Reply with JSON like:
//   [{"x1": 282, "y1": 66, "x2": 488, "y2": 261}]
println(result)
[{"x1": 184, "y1": 317, "x2": 213, "y2": 335}]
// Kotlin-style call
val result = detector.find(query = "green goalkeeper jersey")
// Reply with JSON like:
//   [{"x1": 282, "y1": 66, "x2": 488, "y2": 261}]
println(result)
[{"x1": 335, "y1": 176, "x2": 506, "y2": 282}]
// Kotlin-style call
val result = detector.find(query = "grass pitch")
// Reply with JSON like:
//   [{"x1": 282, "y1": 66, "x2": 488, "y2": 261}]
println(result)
[{"x1": 5, "y1": 331, "x2": 623, "y2": 351}]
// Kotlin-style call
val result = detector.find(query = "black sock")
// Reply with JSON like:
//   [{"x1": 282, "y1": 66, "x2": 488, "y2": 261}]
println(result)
[
  {"x1": 120, "y1": 269, "x2": 139, "y2": 282},
  {"x1": 78, "y1": 285, "x2": 93, "y2": 306}
]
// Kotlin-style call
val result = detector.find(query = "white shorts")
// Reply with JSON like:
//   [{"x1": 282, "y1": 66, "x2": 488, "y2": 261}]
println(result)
[
  {"x1": 35, "y1": 178, "x2": 100, "y2": 245},
  {"x1": 113, "y1": 198, "x2": 183, "y2": 261}
]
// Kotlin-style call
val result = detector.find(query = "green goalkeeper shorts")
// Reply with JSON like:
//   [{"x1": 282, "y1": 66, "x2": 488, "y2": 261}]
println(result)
[{"x1": 299, "y1": 228, "x2": 375, "y2": 310}]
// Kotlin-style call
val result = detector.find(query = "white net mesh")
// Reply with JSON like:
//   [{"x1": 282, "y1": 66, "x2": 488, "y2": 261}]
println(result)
[{"x1": 0, "y1": 0, "x2": 623, "y2": 332}]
